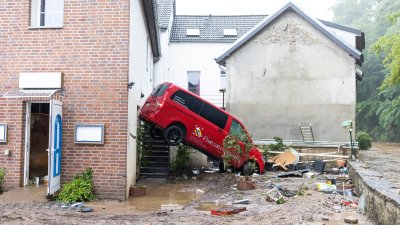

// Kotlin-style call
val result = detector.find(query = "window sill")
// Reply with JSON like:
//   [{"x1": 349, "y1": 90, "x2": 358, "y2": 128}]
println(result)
[{"x1": 29, "y1": 26, "x2": 63, "y2": 30}]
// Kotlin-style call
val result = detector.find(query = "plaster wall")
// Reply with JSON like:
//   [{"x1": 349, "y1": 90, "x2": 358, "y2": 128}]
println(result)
[
  {"x1": 225, "y1": 11, "x2": 356, "y2": 141},
  {"x1": 127, "y1": 0, "x2": 155, "y2": 197},
  {"x1": 168, "y1": 42, "x2": 229, "y2": 107}
]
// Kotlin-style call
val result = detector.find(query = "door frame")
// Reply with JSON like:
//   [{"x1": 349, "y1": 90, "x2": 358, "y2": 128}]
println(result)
[{"x1": 23, "y1": 101, "x2": 49, "y2": 186}]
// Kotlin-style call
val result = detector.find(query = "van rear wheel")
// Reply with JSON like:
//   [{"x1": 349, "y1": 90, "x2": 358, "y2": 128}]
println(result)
[{"x1": 164, "y1": 125, "x2": 185, "y2": 146}]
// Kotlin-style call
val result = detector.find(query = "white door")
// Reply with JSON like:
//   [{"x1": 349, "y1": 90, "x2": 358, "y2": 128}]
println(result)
[
  {"x1": 24, "y1": 103, "x2": 31, "y2": 186},
  {"x1": 48, "y1": 99, "x2": 62, "y2": 195}
]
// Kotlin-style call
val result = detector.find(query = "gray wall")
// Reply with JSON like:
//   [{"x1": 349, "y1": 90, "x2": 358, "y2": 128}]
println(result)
[{"x1": 225, "y1": 11, "x2": 356, "y2": 142}]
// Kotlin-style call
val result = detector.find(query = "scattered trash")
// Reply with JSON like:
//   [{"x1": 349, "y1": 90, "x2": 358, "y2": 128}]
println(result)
[
  {"x1": 195, "y1": 189, "x2": 205, "y2": 194},
  {"x1": 313, "y1": 160, "x2": 326, "y2": 173},
  {"x1": 344, "y1": 217, "x2": 359, "y2": 224},
  {"x1": 304, "y1": 172, "x2": 316, "y2": 179},
  {"x1": 321, "y1": 216, "x2": 330, "y2": 221},
  {"x1": 233, "y1": 199, "x2": 249, "y2": 204},
  {"x1": 317, "y1": 183, "x2": 336, "y2": 193},
  {"x1": 160, "y1": 204, "x2": 183, "y2": 212},
  {"x1": 211, "y1": 206, "x2": 246, "y2": 216},
  {"x1": 192, "y1": 168, "x2": 201, "y2": 175},
  {"x1": 272, "y1": 169, "x2": 310, "y2": 178},
  {"x1": 266, "y1": 188, "x2": 284, "y2": 204},
  {"x1": 267, "y1": 184, "x2": 297, "y2": 197},
  {"x1": 237, "y1": 179, "x2": 256, "y2": 190},
  {"x1": 268, "y1": 148, "x2": 300, "y2": 170}
]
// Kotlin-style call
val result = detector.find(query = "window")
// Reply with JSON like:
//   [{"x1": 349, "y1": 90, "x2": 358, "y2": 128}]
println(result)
[
  {"x1": 223, "y1": 28, "x2": 237, "y2": 36},
  {"x1": 186, "y1": 29, "x2": 200, "y2": 36},
  {"x1": 171, "y1": 90, "x2": 203, "y2": 114},
  {"x1": 171, "y1": 90, "x2": 228, "y2": 129},
  {"x1": 199, "y1": 102, "x2": 228, "y2": 129},
  {"x1": 31, "y1": 0, "x2": 64, "y2": 28},
  {"x1": 187, "y1": 71, "x2": 200, "y2": 95}
]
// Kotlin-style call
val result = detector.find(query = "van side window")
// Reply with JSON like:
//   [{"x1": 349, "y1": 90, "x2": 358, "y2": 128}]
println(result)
[
  {"x1": 199, "y1": 102, "x2": 228, "y2": 129},
  {"x1": 171, "y1": 90, "x2": 203, "y2": 113},
  {"x1": 230, "y1": 120, "x2": 247, "y2": 140},
  {"x1": 171, "y1": 90, "x2": 228, "y2": 129}
]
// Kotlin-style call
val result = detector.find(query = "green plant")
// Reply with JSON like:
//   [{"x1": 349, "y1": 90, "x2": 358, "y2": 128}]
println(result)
[
  {"x1": 171, "y1": 144, "x2": 191, "y2": 175},
  {"x1": 357, "y1": 131, "x2": 372, "y2": 150},
  {"x1": 0, "y1": 168, "x2": 5, "y2": 192},
  {"x1": 222, "y1": 134, "x2": 255, "y2": 175},
  {"x1": 137, "y1": 121, "x2": 149, "y2": 167},
  {"x1": 262, "y1": 136, "x2": 287, "y2": 159},
  {"x1": 57, "y1": 168, "x2": 95, "y2": 203}
]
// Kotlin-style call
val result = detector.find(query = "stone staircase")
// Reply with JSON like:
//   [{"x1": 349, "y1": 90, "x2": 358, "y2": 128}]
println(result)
[{"x1": 140, "y1": 133, "x2": 170, "y2": 178}]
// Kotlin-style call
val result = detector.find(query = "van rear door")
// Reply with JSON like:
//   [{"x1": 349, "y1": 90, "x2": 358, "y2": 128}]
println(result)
[{"x1": 143, "y1": 83, "x2": 170, "y2": 113}]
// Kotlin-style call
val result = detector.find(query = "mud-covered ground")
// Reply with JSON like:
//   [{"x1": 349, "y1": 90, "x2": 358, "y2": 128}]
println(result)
[{"x1": 0, "y1": 171, "x2": 373, "y2": 225}]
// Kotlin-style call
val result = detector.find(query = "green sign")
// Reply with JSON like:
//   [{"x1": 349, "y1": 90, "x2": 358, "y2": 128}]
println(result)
[{"x1": 342, "y1": 120, "x2": 352, "y2": 127}]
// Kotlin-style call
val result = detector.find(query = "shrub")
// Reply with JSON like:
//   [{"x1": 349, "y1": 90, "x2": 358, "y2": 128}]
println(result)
[
  {"x1": 357, "y1": 131, "x2": 372, "y2": 150},
  {"x1": 56, "y1": 168, "x2": 95, "y2": 203},
  {"x1": 171, "y1": 144, "x2": 191, "y2": 175}
]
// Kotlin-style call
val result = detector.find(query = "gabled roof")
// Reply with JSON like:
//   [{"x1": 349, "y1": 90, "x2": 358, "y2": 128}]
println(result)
[
  {"x1": 170, "y1": 15, "x2": 266, "y2": 42},
  {"x1": 216, "y1": 2, "x2": 363, "y2": 65},
  {"x1": 157, "y1": 0, "x2": 175, "y2": 30}
]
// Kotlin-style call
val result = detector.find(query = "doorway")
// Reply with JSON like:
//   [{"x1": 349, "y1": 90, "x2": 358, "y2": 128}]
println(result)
[{"x1": 25, "y1": 102, "x2": 50, "y2": 186}]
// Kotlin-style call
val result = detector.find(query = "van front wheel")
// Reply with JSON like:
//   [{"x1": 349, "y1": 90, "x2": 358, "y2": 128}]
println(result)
[{"x1": 164, "y1": 125, "x2": 185, "y2": 146}]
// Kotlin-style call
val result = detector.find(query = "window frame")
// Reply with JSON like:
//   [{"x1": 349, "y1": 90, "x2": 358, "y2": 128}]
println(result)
[{"x1": 30, "y1": 0, "x2": 64, "y2": 29}]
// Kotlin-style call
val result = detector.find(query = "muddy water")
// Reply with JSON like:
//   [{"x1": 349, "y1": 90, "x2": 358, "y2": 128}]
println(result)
[
  {"x1": 126, "y1": 185, "x2": 198, "y2": 211},
  {"x1": 0, "y1": 186, "x2": 47, "y2": 203}
]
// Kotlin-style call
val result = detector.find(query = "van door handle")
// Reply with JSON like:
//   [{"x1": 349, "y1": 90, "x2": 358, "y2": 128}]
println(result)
[{"x1": 218, "y1": 129, "x2": 223, "y2": 133}]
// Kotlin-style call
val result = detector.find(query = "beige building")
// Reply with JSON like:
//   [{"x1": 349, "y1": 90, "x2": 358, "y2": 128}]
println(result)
[{"x1": 216, "y1": 2, "x2": 364, "y2": 142}]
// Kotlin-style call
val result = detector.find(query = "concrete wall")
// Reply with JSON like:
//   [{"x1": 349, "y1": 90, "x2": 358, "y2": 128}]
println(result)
[
  {"x1": 127, "y1": 0, "x2": 156, "y2": 198},
  {"x1": 349, "y1": 162, "x2": 400, "y2": 225},
  {"x1": 225, "y1": 11, "x2": 356, "y2": 142}
]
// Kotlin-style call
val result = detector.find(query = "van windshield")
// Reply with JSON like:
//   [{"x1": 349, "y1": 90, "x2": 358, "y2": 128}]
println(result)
[
  {"x1": 230, "y1": 120, "x2": 248, "y2": 142},
  {"x1": 151, "y1": 83, "x2": 169, "y2": 97}
]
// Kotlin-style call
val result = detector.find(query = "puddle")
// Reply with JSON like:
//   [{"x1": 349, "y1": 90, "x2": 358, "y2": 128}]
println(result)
[
  {"x1": 125, "y1": 185, "x2": 197, "y2": 211},
  {"x1": 195, "y1": 202, "x2": 219, "y2": 211}
]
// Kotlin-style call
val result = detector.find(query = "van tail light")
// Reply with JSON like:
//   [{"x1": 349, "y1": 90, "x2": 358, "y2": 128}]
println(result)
[{"x1": 156, "y1": 96, "x2": 167, "y2": 109}]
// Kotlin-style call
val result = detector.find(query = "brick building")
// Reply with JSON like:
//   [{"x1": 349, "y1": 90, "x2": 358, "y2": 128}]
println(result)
[{"x1": 0, "y1": 0, "x2": 160, "y2": 199}]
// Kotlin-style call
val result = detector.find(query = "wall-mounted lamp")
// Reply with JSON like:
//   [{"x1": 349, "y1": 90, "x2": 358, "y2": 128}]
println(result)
[
  {"x1": 4, "y1": 150, "x2": 10, "y2": 156},
  {"x1": 128, "y1": 82, "x2": 135, "y2": 89}
]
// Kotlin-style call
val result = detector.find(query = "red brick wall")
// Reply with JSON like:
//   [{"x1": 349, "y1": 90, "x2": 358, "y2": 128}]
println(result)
[{"x1": 0, "y1": 0, "x2": 130, "y2": 199}]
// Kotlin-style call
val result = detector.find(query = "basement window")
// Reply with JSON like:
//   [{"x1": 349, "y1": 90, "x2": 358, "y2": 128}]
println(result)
[
  {"x1": 223, "y1": 29, "x2": 237, "y2": 36},
  {"x1": 186, "y1": 29, "x2": 200, "y2": 36},
  {"x1": 31, "y1": 0, "x2": 64, "y2": 28}
]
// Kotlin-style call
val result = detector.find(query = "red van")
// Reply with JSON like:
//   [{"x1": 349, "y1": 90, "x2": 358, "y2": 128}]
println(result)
[{"x1": 139, "y1": 82, "x2": 265, "y2": 174}]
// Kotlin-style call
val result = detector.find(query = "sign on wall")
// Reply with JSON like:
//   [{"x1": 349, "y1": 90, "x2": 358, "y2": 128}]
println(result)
[
  {"x1": 0, "y1": 124, "x2": 7, "y2": 143},
  {"x1": 74, "y1": 124, "x2": 104, "y2": 144}
]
